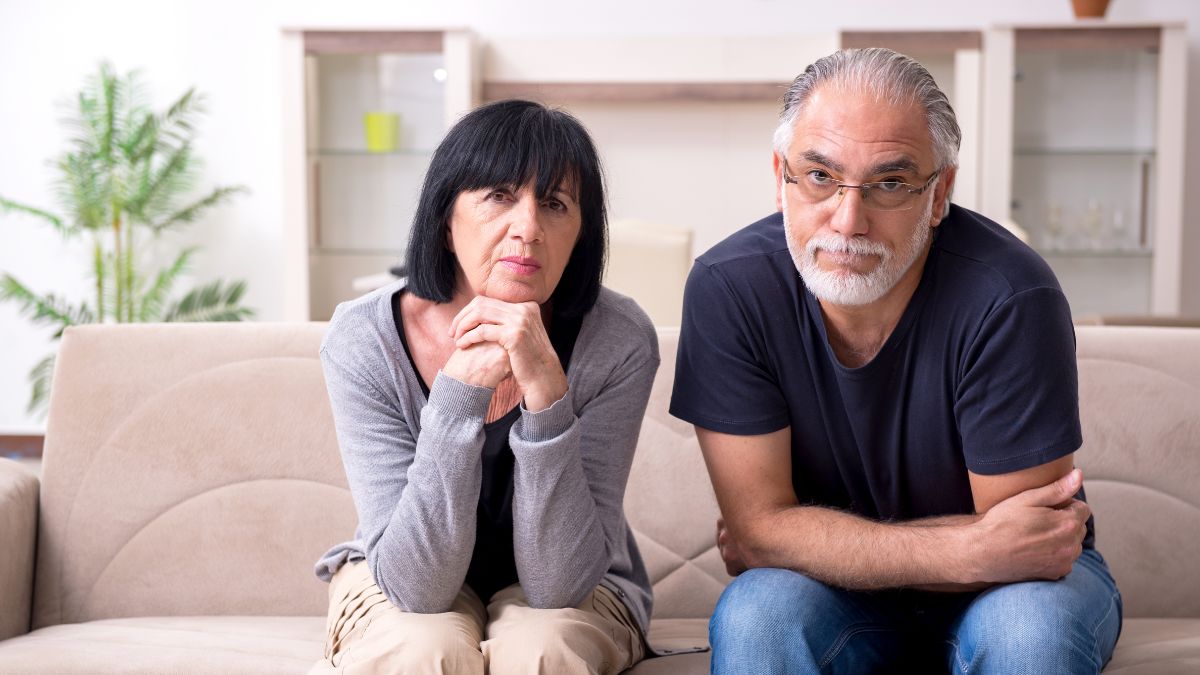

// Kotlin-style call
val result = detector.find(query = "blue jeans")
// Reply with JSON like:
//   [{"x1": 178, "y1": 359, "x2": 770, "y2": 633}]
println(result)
[{"x1": 709, "y1": 548, "x2": 1122, "y2": 674}]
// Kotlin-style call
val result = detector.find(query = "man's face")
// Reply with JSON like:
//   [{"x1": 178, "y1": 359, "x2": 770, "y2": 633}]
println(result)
[{"x1": 774, "y1": 87, "x2": 955, "y2": 308}]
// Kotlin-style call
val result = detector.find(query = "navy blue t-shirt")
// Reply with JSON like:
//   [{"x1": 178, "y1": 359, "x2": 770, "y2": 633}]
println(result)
[{"x1": 669, "y1": 205, "x2": 1093, "y2": 548}]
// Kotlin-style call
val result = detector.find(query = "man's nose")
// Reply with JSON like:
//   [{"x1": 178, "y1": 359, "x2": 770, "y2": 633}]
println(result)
[{"x1": 827, "y1": 185, "x2": 870, "y2": 238}]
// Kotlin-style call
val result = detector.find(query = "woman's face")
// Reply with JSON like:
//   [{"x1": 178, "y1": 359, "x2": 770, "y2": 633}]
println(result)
[{"x1": 447, "y1": 181, "x2": 583, "y2": 306}]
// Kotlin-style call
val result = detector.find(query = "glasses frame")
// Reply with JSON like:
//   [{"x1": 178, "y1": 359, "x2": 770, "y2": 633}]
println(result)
[{"x1": 781, "y1": 158, "x2": 940, "y2": 212}]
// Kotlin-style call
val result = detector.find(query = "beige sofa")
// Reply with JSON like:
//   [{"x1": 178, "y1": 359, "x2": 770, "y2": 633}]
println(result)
[{"x1": 0, "y1": 322, "x2": 1198, "y2": 673}]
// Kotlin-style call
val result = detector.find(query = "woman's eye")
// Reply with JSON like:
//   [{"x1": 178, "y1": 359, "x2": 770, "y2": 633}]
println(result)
[
  {"x1": 486, "y1": 189, "x2": 510, "y2": 202},
  {"x1": 806, "y1": 170, "x2": 834, "y2": 185},
  {"x1": 543, "y1": 198, "x2": 566, "y2": 212}
]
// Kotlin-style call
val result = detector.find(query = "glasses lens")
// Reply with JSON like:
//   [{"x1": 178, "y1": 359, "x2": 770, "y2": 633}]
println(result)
[
  {"x1": 798, "y1": 177, "x2": 839, "y2": 204},
  {"x1": 865, "y1": 184, "x2": 914, "y2": 211}
]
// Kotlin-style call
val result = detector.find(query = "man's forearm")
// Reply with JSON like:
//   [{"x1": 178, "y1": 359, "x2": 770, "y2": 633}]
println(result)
[{"x1": 741, "y1": 506, "x2": 981, "y2": 590}]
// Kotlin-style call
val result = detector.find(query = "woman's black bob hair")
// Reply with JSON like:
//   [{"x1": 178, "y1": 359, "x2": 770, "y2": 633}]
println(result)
[{"x1": 404, "y1": 99, "x2": 607, "y2": 318}]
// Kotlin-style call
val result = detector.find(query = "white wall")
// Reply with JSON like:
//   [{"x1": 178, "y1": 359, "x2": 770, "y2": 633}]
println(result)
[{"x1": 3, "y1": 0, "x2": 1200, "y2": 431}]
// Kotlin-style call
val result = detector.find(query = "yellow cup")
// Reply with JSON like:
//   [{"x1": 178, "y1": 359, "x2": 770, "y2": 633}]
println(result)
[{"x1": 363, "y1": 112, "x2": 400, "y2": 153}]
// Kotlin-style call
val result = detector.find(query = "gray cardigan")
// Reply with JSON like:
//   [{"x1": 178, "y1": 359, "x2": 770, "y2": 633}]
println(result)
[{"x1": 315, "y1": 280, "x2": 659, "y2": 634}]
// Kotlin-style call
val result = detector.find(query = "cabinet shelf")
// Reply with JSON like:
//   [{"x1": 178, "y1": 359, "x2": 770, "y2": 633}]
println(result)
[
  {"x1": 309, "y1": 148, "x2": 435, "y2": 158},
  {"x1": 310, "y1": 246, "x2": 404, "y2": 256},
  {"x1": 1014, "y1": 148, "x2": 1156, "y2": 157}
]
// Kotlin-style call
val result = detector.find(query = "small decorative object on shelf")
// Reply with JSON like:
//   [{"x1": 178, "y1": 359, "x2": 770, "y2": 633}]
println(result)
[
  {"x1": 1071, "y1": 0, "x2": 1111, "y2": 19},
  {"x1": 363, "y1": 111, "x2": 400, "y2": 153}
]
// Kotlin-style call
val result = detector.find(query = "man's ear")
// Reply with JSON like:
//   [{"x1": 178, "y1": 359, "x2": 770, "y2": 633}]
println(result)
[
  {"x1": 930, "y1": 165, "x2": 957, "y2": 227},
  {"x1": 772, "y1": 153, "x2": 785, "y2": 212}
]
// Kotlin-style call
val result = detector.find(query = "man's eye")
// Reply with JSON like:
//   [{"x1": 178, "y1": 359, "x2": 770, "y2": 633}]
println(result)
[
  {"x1": 874, "y1": 179, "x2": 906, "y2": 193},
  {"x1": 806, "y1": 170, "x2": 834, "y2": 185}
]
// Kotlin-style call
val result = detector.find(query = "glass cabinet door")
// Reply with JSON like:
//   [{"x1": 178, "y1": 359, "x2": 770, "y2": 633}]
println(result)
[
  {"x1": 301, "y1": 31, "x2": 473, "y2": 320},
  {"x1": 1010, "y1": 40, "x2": 1159, "y2": 315}
]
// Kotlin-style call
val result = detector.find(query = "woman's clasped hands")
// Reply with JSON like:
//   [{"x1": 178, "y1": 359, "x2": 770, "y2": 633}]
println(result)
[{"x1": 442, "y1": 295, "x2": 568, "y2": 412}]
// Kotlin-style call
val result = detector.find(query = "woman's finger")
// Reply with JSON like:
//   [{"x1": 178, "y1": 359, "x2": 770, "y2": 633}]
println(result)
[
  {"x1": 449, "y1": 297, "x2": 522, "y2": 340},
  {"x1": 455, "y1": 323, "x2": 505, "y2": 349}
]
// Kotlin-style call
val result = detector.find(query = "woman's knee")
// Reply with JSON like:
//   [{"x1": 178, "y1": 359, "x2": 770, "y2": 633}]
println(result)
[
  {"x1": 484, "y1": 605, "x2": 635, "y2": 675},
  {"x1": 340, "y1": 607, "x2": 484, "y2": 675}
]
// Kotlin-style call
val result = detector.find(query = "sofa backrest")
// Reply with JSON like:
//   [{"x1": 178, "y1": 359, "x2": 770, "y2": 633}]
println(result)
[
  {"x1": 1074, "y1": 326, "x2": 1200, "y2": 618},
  {"x1": 625, "y1": 328, "x2": 731, "y2": 619},
  {"x1": 34, "y1": 323, "x2": 1200, "y2": 628},
  {"x1": 34, "y1": 323, "x2": 355, "y2": 629}
]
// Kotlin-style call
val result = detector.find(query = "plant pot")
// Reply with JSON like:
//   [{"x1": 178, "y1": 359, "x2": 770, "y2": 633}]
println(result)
[{"x1": 1072, "y1": 0, "x2": 1110, "y2": 18}]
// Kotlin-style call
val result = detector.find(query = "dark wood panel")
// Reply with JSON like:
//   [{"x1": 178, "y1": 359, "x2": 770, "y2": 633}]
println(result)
[
  {"x1": 0, "y1": 434, "x2": 43, "y2": 459},
  {"x1": 840, "y1": 30, "x2": 982, "y2": 53},
  {"x1": 304, "y1": 31, "x2": 443, "y2": 55},
  {"x1": 1015, "y1": 27, "x2": 1159, "y2": 51},
  {"x1": 482, "y1": 81, "x2": 789, "y2": 103}
]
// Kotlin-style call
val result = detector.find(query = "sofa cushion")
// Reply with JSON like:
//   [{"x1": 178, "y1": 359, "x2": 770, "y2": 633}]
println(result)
[
  {"x1": 34, "y1": 324, "x2": 356, "y2": 628},
  {"x1": 1103, "y1": 618, "x2": 1200, "y2": 674},
  {"x1": 1075, "y1": 327, "x2": 1200, "y2": 618},
  {"x1": 0, "y1": 616, "x2": 323, "y2": 674}
]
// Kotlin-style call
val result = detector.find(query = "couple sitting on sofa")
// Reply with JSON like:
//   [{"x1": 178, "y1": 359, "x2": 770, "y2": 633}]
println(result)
[{"x1": 311, "y1": 48, "x2": 1121, "y2": 675}]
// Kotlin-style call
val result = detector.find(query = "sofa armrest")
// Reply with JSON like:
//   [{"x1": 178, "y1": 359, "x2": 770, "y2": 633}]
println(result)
[{"x1": 0, "y1": 459, "x2": 38, "y2": 640}]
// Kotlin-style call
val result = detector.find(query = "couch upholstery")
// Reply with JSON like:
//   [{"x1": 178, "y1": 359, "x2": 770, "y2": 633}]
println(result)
[{"x1": 0, "y1": 323, "x2": 1197, "y2": 673}]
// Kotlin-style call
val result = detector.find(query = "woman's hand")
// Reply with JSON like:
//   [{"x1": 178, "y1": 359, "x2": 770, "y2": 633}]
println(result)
[
  {"x1": 449, "y1": 296, "x2": 568, "y2": 411},
  {"x1": 441, "y1": 340, "x2": 512, "y2": 391}
]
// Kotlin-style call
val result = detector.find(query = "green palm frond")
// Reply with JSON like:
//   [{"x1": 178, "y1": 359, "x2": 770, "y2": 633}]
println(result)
[
  {"x1": 150, "y1": 185, "x2": 246, "y2": 232},
  {"x1": 127, "y1": 143, "x2": 196, "y2": 221},
  {"x1": 0, "y1": 196, "x2": 68, "y2": 236},
  {"x1": 55, "y1": 152, "x2": 108, "y2": 232},
  {"x1": 27, "y1": 353, "x2": 58, "y2": 418},
  {"x1": 158, "y1": 88, "x2": 203, "y2": 148},
  {"x1": 137, "y1": 247, "x2": 195, "y2": 321},
  {"x1": 161, "y1": 279, "x2": 253, "y2": 322},
  {"x1": 0, "y1": 274, "x2": 94, "y2": 337}
]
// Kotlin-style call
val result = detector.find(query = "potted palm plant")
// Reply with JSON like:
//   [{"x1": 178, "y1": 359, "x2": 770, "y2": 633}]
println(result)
[{"x1": 1, "y1": 62, "x2": 253, "y2": 415}]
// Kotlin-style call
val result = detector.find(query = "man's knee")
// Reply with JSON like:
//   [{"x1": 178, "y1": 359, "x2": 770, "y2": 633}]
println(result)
[
  {"x1": 953, "y1": 578, "x2": 1118, "y2": 674},
  {"x1": 710, "y1": 568, "x2": 839, "y2": 658}
]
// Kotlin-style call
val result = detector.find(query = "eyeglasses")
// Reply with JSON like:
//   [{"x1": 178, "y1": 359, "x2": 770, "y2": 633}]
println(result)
[{"x1": 781, "y1": 158, "x2": 939, "y2": 212}]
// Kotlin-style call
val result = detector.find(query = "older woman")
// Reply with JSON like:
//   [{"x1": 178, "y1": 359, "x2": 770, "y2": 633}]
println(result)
[{"x1": 310, "y1": 100, "x2": 657, "y2": 674}]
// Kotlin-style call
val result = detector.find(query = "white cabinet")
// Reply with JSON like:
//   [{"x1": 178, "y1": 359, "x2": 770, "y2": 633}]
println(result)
[
  {"x1": 981, "y1": 23, "x2": 1188, "y2": 316},
  {"x1": 281, "y1": 30, "x2": 477, "y2": 320}
]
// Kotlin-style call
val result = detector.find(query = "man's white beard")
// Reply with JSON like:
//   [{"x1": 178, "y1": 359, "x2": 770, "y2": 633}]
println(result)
[{"x1": 782, "y1": 189, "x2": 934, "y2": 307}]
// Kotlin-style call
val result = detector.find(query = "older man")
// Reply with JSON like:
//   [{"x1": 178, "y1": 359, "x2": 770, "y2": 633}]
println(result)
[{"x1": 670, "y1": 48, "x2": 1121, "y2": 673}]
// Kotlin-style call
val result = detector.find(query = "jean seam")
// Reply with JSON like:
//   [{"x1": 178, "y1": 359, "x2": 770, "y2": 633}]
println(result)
[
  {"x1": 817, "y1": 625, "x2": 895, "y2": 669},
  {"x1": 1088, "y1": 590, "x2": 1120, "y2": 667},
  {"x1": 944, "y1": 635, "x2": 970, "y2": 673}
]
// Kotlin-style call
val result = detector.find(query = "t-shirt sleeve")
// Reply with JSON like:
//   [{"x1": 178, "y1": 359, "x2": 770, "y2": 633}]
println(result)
[
  {"x1": 955, "y1": 286, "x2": 1082, "y2": 475},
  {"x1": 669, "y1": 260, "x2": 790, "y2": 435}
]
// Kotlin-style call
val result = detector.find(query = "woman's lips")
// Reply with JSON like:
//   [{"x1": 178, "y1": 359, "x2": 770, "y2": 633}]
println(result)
[{"x1": 499, "y1": 257, "x2": 541, "y2": 276}]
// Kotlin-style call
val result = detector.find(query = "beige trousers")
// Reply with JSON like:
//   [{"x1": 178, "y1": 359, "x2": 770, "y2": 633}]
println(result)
[{"x1": 309, "y1": 561, "x2": 645, "y2": 675}]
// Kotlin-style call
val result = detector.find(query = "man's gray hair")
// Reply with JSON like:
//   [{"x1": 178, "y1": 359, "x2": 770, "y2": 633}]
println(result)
[{"x1": 773, "y1": 48, "x2": 962, "y2": 170}]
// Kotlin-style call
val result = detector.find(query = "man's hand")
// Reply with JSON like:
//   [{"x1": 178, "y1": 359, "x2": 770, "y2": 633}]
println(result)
[
  {"x1": 716, "y1": 517, "x2": 748, "y2": 576},
  {"x1": 966, "y1": 468, "x2": 1090, "y2": 584}
]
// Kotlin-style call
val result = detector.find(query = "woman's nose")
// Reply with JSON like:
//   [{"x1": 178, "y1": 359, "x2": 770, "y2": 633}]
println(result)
[{"x1": 508, "y1": 194, "x2": 543, "y2": 242}]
